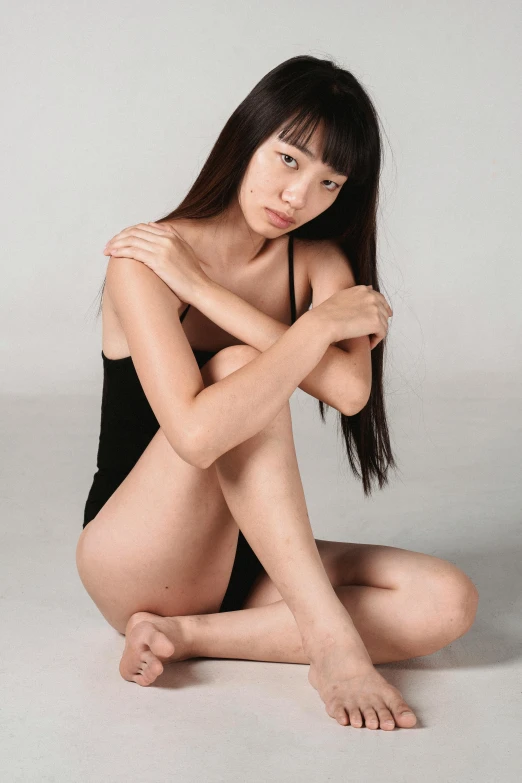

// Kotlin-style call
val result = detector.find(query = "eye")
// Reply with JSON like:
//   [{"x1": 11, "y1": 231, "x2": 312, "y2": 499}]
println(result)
[
  {"x1": 280, "y1": 153, "x2": 297, "y2": 168},
  {"x1": 323, "y1": 180, "x2": 339, "y2": 192},
  {"x1": 279, "y1": 153, "x2": 340, "y2": 192}
]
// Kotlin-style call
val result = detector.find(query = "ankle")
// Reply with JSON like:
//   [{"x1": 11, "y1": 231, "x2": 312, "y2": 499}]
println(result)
[
  {"x1": 175, "y1": 614, "x2": 207, "y2": 659},
  {"x1": 153, "y1": 615, "x2": 196, "y2": 661},
  {"x1": 301, "y1": 619, "x2": 372, "y2": 665}
]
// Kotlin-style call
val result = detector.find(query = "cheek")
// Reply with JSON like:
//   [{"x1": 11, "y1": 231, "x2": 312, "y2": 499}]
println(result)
[
  {"x1": 244, "y1": 174, "x2": 272, "y2": 203},
  {"x1": 249, "y1": 154, "x2": 279, "y2": 191}
]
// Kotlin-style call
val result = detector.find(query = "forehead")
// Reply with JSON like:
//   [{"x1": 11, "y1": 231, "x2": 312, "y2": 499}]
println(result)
[
  {"x1": 272, "y1": 118, "x2": 325, "y2": 150},
  {"x1": 269, "y1": 123, "x2": 346, "y2": 179}
]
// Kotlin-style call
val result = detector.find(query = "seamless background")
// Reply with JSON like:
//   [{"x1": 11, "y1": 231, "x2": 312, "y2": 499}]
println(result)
[
  {"x1": 1, "y1": 2, "x2": 521, "y2": 782},
  {"x1": 2, "y1": 1, "x2": 521, "y2": 395}
]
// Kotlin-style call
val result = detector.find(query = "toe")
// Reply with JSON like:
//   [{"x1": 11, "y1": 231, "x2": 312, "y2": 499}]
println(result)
[
  {"x1": 348, "y1": 708, "x2": 363, "y2": 728},
  {"x1": 391, "y1": 701, "x2": 417, "y2": 728},
  {"x1": 326, "y1": 702, "x2": 348, "y2": 725},
  {"x1": 150, "y1": 629, "x2": 175, "y2": 658},
  {"x1": 376, "y1": 706, "x2": 395, "y2": 730},
  {"x1": 362, "y1": 707, "x2": 379, "y2": 730},
  {"x1": 138, "y1": 650, "x2": 164, "y2": 684}
]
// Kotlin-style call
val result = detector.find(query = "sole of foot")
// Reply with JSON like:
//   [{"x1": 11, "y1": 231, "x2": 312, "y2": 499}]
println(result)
[{"x1": 119, "y1": 611, "x2": 187, "y2": 687}]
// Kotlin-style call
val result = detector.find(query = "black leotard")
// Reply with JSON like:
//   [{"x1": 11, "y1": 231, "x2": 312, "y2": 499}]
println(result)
[{"x1": 83, "y1": 234, "x2": 297, "y2": 612}]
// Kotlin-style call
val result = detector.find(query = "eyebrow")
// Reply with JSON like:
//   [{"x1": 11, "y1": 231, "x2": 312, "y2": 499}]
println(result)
[{"x1": 281, "y1": 138, "x2": 347, "y2": 179}]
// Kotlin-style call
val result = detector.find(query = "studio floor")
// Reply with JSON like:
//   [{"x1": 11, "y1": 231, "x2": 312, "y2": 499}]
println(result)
[{"x1": 2, "y1": 379, "x2": 521, "y2": 782}]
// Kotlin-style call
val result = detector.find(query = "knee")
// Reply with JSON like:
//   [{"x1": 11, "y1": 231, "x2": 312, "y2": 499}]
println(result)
[
  {"x1": 416, "y1": 563, "x2": 479, "y2": 652},
  {"x1": 201, "y1": 345, "x2": 261, "y2": 385},
  {"x1": 440, "y1": 565, "x2": 478, "y2": 634},
  {"x1": 453, "y1": 569, "x2": 479, "y2": 636}
]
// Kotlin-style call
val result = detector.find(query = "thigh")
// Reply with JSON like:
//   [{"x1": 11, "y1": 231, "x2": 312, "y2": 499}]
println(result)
[
  {"x1": 76, "y1": 426, "x2": 239, "y2": 633},
  {"x1": 76, "y1": 346, "x2": 261, "y2": 635},
  {"x1": 241, "y1": 539, "x2": 472, "y2": 609}
]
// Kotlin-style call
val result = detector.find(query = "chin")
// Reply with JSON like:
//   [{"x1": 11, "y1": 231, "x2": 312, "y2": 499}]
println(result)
[{"x1": 246, "y1": 218, "x2": 276, "y2": 238}]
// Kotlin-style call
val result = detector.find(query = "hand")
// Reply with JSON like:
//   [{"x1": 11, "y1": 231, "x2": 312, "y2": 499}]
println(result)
[
  {"x1": 314, "y1": 285, "x2": 393, "y2": 349},
  {"x1": 103, "y1": 221, "x2": 211, "y2": 305}
]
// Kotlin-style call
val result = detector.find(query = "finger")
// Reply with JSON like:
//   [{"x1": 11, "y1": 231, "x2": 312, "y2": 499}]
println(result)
[
  {"x1": 379, "y1": 295, "x2": 393, "y2": 317},
  {"x1": 121, "y1": 224, "x2": 169, "y2": 239},
  {"x1": 145, "y1": 221, "x2": 174, "y2": 233},
  {"x1": 106, "y1": 223, "x2": 168, "y2": 245},
  {"x1": 106, "y1": 244, "x2": 156, "y2": 265},
  {"x1": 375, "y1": 301, "x2": 393, "y2": 326},
  {"x1": 378, "y1": 293, "x2": 393, "y2": 317},
  {"x1": 147, "y1": 221, "x2": 169, "y2": 229},
  {"x1": 147, "y1": 221, "x2": 181, "y2": 237},
  {"x1": 160, "y1": 225, "x2": 186, "y2": 243},
  {"x1": 367, "y1": 287, "x2": 392, "y2": 318},
  {"x1": 378, "y1": 298, "x2": 393, "y2": 318},
  {"x1": 108, "y1": 236, "x2": 159, "y2": 251},
  {"x1": 105, "y1": 232, "x2": 167, "y2": 254}
]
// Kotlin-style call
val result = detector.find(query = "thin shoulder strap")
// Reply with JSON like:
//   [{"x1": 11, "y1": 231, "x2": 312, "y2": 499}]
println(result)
[
  {"x1": 288, "y1": 233, "x2": 297, "y2": 324},
  {"x1": 180, "y1": 303, "x2": 190, "y2": 322}
]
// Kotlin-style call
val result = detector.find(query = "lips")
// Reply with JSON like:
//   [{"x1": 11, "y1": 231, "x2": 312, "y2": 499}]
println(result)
[{"x1": 265, "y1": 207, "x2": 295, "y2": 227}]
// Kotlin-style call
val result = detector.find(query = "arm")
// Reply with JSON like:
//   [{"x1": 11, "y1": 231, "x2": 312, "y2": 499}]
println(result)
[
  {"x1": 106, "y1": 257, "x2": 334, "y2": 470},
  {"x1": 189, "y1": 239, "x2": 372, "y2": 415}
]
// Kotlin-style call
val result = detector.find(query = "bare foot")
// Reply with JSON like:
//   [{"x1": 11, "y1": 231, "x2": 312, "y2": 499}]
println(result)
[
  {"x1": 308, "y1": 641, "x2": 417, "y2": 730},
  {"x1": 119, "y1": 611, "x2": 192, "y2": 686}
]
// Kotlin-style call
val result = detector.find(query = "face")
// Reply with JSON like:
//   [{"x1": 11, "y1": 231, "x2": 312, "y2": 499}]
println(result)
[{"x1": 237, "y1": 121, "x2": 348, "y2": 236}]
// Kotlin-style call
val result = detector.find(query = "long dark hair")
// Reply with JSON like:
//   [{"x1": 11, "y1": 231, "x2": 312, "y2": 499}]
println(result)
[{"x1": 93, "y1": 55, "x2": 397, "y2": 496}]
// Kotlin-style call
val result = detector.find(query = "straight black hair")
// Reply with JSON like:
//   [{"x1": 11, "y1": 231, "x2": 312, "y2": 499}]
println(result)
[{"x1": 93, "y1": 55, "x2": 397, "y2": 496}]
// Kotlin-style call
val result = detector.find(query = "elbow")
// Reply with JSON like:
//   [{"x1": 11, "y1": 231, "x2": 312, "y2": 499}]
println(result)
[
  {"x1": 175, "y1": 401, "x2": 218, "y2": 470},
  {"x1": 182, "y1": 427, "x2": 215, "y2": 471},
  {"x1": 343, "y1": 384, "x2": 371, "y2": 416},
  {"x1": 163, "y1": 426, "x2": 209, "y2": 470}
]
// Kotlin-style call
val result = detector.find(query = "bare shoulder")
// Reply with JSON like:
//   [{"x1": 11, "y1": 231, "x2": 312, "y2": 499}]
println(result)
[
  {"x1": 105, "y1": 256, "x2": 185, "y2": 315},
  {"x1": 293, "y1": 237, "x2": 356, "y2": 288}
]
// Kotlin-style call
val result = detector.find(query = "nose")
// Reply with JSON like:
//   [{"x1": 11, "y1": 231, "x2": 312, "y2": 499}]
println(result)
[{"x1": 282, "y1": 179, "x2": 309, "y2": 210}]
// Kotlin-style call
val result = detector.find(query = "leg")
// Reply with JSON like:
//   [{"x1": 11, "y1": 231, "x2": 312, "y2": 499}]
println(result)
[
  {"x1": 118, "y1": 346, "x2": 453, "y2": 729},
  {"x1": 209, "y1": 350, "x2": 350, "y2": 638},
  {"x1": 76, "y1": 347, "x2": 266, "y2": 634},
  {"x1": 204, "y1": 348, "x2": 422, "y2": 728},
  {"x1": 120, "y1": 540, "x2": 478, "y2": 729},
  {"x1": 181, "y1": 542, "x2": 479, "y2": 663},
  {"x1": 123, "y1": 542, "x2": 478, "y2": 730}
]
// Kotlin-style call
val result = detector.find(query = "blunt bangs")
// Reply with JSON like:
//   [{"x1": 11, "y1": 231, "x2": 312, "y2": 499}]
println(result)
[{"x1": 276, "y1": 99, "x2": 372, "y2": 185}]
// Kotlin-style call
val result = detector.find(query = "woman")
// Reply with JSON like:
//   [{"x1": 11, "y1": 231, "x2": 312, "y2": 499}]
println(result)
[{"x1": 76, "y1": 55, "x2": 478, "y2": 730}]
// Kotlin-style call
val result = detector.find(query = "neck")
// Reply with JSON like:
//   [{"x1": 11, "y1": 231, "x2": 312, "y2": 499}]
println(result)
[{"x1": 176, "y1": 198, "x2": 271, "y2": 270}]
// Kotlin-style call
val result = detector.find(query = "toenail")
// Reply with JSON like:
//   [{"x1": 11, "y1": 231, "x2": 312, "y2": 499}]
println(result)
[{"x1": 401, "y1": 710, "x2": 413, "y2": 715}]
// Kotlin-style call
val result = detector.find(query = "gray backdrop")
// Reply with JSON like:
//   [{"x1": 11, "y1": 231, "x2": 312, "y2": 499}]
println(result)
[
  {"x1": 2, "y1": 0, "x2": 520, "y2": 396},
  {"x1": 2, "y1": 2, "x2": 521, "y2": 782}
]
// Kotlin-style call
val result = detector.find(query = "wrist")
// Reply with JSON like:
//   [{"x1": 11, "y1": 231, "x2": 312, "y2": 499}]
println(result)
[
  {"x1": 188, "y1": 275, "x2": 217, "y2": 309},
  {"x1": 304, "y1": 308, "x2": 336, "y2": 347}
]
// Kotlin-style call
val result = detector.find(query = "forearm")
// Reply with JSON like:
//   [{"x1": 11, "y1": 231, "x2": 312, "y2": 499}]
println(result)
[
  {"x1": 190, "y1": 279, "x2": 364, "y2": 414},
  {"x1": 191, "y1": 309, "x2": 330, "y2": 468}
]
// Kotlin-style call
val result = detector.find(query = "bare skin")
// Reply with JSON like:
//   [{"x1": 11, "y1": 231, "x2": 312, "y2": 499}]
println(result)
[
  {"x1": 80, "y1": 315, "x2": 478, "y2": 730},
  {"x1": 104, "y1": 352, "x2": 476, "y2": 729},
  {"x1": 78, "y1": 122, "x2": 479, "y2": 731},
  {"x1": 118, "y1": 606, "x2": 419, "y2": 730}
]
